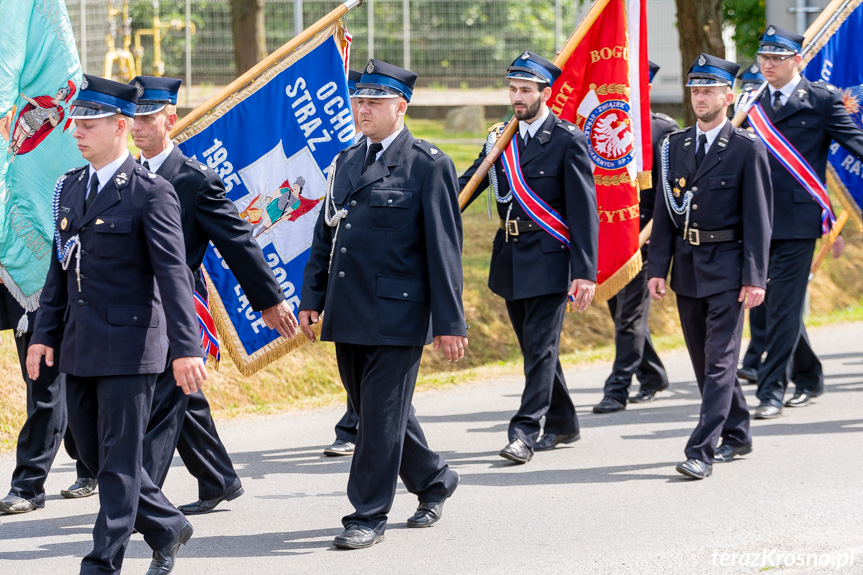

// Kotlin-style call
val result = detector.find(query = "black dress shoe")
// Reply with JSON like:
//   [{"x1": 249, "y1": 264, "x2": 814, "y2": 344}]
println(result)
[
  {"x1": 333, "y1": 524, "x2": 384, "y2": 549},
  {"x1": 145, "y1": 521, "x2": 193, "y2": 575},
  {"x1": 60, "y1": 478, "x2": 97, "y2": 499},
  {"x1": 754, "y1": 403, "x2": 782, "y2": 419},
  {"x1": 407, "y1": 473, "x2": 458, "y2": 528},
  {"x1": 592, "y1": 397, "x2": 625, "y2": 413},
  {"x1": 0, "y1": 495, "x2": 40, "y2": 514},
  {"x1": 534, "y1": 432, "x2": 580, "y2": 451},
  {"x1": 323, "y1": 439, "x2": 355, "y2": 456},
  {"x1": 713, "y1": 443, "x2": 753, "y2": 463},
  {"x1": 675, "y1": 458, "x2": 712, "y2": 479},
  {"x1": 178, "y1": 485, "x2": 244, "y2": 515},
  {"x1": 785, "y1": 391, "x2": 814, "y2": 408},
  {"x1": 737, "y1": 366, "x2": 758, "y2": 384},
  {"x1": 499, "y1": 439, "x2": 532, "y2": 464}
]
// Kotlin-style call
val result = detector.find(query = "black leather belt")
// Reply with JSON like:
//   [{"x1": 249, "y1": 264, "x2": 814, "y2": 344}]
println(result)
[
  {"x1": 499, "y1": 219, "x2": 542, "y2": 235},
  {"x1": 679, "y1": 228, "x2": 740, "y2": 245}
]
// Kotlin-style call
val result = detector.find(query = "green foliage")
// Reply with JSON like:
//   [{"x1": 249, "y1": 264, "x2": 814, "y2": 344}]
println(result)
[{"x1": 723, "y1": 0, "x2": 766, "y2": 61}]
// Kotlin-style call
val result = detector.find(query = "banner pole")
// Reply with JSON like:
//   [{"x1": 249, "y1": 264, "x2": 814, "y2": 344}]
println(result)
[
  {"x1": 171, "y1": 0, "x2": 363, "y2": 138},
  {"x1": 458, "y1": 0, "x2": 613, "y2": 209},
  {"x1": 809, "y1": 210, "x2": 849, "y2": 281}
]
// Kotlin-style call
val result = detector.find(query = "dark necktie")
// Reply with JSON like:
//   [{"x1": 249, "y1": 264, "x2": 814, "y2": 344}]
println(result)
[
  {"x1": 85, "y1": 175, "x2": 98, "y2": 213},
  {"x1": 772, "y1": 90, "x2": 783, "y2": 113},
  {"x1": 695, "y1": 133, "x2": 708, "y2": 168},
  {"x1": 363, "y1": 142, "x2": 383, "y2": 173},
  {"x1": 143, "y1": 159, "x2": 151, "y2": 170},
  {"x1": 524, "y1": 131, "x2": 531, "y2": 146}
]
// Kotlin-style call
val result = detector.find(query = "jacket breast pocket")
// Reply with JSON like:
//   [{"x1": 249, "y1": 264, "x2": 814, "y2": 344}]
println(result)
[
  {"x1": 94, "y1": 217, "x2": 132, "y2": 259},
  {"x1": 526, "y1": 165, "x2": 558, "y2": 179},
  {"x1": 708, "y1": 174, "x2": 738, "y2": 209},
  {"x1": 106, "y1": 304, "x2": 159, "y2": 328},
  {"x1": 369, "y1": 188, "x2": 413, "y2": 230},
  {"x1": 786, "y1": 117, "x2": 820, "y2": 130}
]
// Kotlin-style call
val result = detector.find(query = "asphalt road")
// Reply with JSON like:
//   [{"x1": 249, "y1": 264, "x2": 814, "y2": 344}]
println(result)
[{"x1": 1, "y1": 322, "x2": 862, "y2": 574}]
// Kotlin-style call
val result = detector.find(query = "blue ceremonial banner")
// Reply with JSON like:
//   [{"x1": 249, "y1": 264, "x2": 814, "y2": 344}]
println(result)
[
  {"x1": 803, "y1": 0, "x2": 863, "y2": 227},
  {"x1": 0, "y1": 0, "x2": 82, "y2": 311},
  {"x1": 174, "y1": 24, "x2": 354, "y2": 374}
]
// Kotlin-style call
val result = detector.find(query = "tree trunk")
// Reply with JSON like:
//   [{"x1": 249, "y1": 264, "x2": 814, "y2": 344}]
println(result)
[
  {"x1": 231, "y1": 0, "x2": 267, "y2": 76},
  {"x1": 675, "y1": 0, "x2": 726, "y2": 126}
]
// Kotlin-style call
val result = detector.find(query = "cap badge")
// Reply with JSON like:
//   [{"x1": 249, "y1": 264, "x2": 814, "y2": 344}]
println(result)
[
  {"x1": 697, "y1": 54, "x2": 706, "y2": 66},
  {"x1": 366, "y1": 61, "x2": 375, "y2": 74},
  {"x1": 751, "y1": 64, "x2": 759, "y2": 73},
  {"x1": 134, "y1": 81, "x2": 144, "y2": 98},
  {"x1": 521, "y1": 51, "x2": 530, "y2": 60},
  {"x1": 767, "y1": 26, "x2": 775, "y2": 36},
  {"x1": 115, "y1": 172, "x2": 128, "y2": 186},
  {"x1": 60, "y1": 217, "x2": 68, "y2": 230}
]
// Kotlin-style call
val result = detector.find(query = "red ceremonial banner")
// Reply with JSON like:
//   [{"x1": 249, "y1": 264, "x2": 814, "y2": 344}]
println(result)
[{"x1": 549, "y1": 0, "x2": 641, "y2": 301}]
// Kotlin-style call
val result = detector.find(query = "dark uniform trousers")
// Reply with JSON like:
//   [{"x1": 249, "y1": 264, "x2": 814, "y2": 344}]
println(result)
[
  {"x1": 677, "y1": 290, "x2": 751, "y2": 463},
  {"x1": 602, "y1": 112, "x2": 675, "y2": 403},
  {"x1": 31, "y1": 156, "x2": 202, "y2": 574},
  {"x1": 1, "y1": 284, "x2": 92, "y2": 507},
  {"x1": 753, "y1": 77, "x2": 863, "y2": 406},
  {"x1": 649, "y1": 121, "x2": 772, "y2": 464},
  {"x1": 459, "y1": 112, "x2": 599, "y2": 451},
  {"x1": 335, "y1": 344, "x2": 456, "y2": 533},
  {"x1": 140, "y1": 146, "x2": 283, "y2": 498},
  {"x1": 333, "y1": 400, "x2": 359, "y2": 443}
]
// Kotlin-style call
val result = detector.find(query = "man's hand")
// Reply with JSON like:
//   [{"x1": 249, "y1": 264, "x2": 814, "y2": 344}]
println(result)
[
  {"x1": 738, "y1": 285, "x2": 765, "y2": 309},
  {"x1": 261, "y1": 300, "x2": 299, "y2": 339},
  {"x1": 647, "y1": 277, "x2": 666, "y2": 300},
  {"x1": 568, "y1": 279, "x2": 595, "y2": 312},
  {"x1": 298, "y1": 309, "x2": 319, "y2": 342},
  {"x1": 173, "y1": 357, "x2": 208, "y2": 395},
  {"x1": 26, "y1": 344, "x2": 54, "y2": 380},
  {"x1": 832, "y1": 234, "x2": 845, "y2": 259},
  {"x1": 434, "y1": 335, "x2": 468, "y2": 362}
]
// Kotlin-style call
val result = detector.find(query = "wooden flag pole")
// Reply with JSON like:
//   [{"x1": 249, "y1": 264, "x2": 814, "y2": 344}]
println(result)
[
  {"x1": 731, "y1": 0, "x2": 853, "y2": 127},
  {"x1": 809, "y1": 210, "x2": 849, "y2": 281},
  {"x1": 171, "y1": 0, "x2": 363, "y2": 138},
  {"x1": 457, "y1": 0, "x2": 613, "y2": 209}
]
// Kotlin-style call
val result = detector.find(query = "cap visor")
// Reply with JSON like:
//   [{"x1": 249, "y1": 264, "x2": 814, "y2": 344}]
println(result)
[
  {"x1": 353, "y1": 87, "x2": 401, "y2": 98},
  {"x1": 69, "y1": 104, "x2": 118, "y2": 120},
  {"x1": 134, "y1": 103, "x2": 167, "y2": 116},
  {"x1": 757, "y1": 45, "x2": 797, "y2": 56},
  {"x1": 506, "y1": 71, "x2": 549, "y2": 83},
  {"x1": 686, "y1": 78, "x2": 730, "y2": 87}
]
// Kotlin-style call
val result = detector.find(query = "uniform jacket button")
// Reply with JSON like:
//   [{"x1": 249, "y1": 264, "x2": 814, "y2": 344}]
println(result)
[
  {"x1": 387, "y1": 199, "x2": 393, "y2": 204},
  {"x1": 133, "y1": 316, "x2": 138, "y2": 322},
  {"x1": 340, "y1": 247, "x2": 347, "y2": 253},
  {"x1": 80, "y1": 226, "x2": 87, "y2": 232},
  {"x1": 720, "y1": 181, "x2": 726, "y2": 185},
  {"x1": 77, "y1": 299, "x2": 84, "y2": 306},
  {"x1": 338, "y1": 271, "x2": 345, "y2": 278},
  {"x1": 403, "y1": 292, "x2": 408, "y2": 297},
  {"x1": 691, "y1": 186, "x2": 698, "y2": 192},
  {"x1": 513, "y1": 238, "x2": 519, "y2": 242},
  {"x1": 345, "y1": 223, "x2": 352, "y2": 229},
  {"x1": 350, "y1": 200, "x2": 357, "y2": 207},
  {"x1": 109, "y1": 223, "x2": 115, "y2": 230},
  {"x1": 692, "y1": 204, "x2": 698, "y2": 210}
]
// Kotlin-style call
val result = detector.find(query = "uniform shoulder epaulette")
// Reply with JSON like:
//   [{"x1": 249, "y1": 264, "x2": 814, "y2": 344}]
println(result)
[
  {"x1": 184, "y1": 157, "x2": 211, "y2": 174},
  {"x1": 810, "y1": 80, "x2": 838, "y2": 93},
  {"x1": 64, "y1": 165, "x2": 87, "y2": 176},
  {"x1": 132, "y1": 165, "x2": 161, "y2": 183},
  {"x1": 554, "y1": 118, "x2": 580, "y2": 134},
  {"x1": 413, "y1": 138, "x2": 445, "y2": 160},
  {"x1": 654, "y1": 112, "x2": 677, "y2": 125},
  {"x1": 733, "y1": 126, "x2": 760, "y2": 141},
  {"x1": 667, "y1": 126, "x2": 691, "y2": 140}
]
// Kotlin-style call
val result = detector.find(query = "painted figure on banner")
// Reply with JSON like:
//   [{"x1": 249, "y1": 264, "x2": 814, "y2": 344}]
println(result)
[{"x1": 7, "y1": 82, "x2": 75, "y2": 157}]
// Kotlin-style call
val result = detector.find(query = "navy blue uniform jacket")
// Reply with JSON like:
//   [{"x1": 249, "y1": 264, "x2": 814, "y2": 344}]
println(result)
[
  {"x1": 31, "y1": 155, "x2": 201, "y2": 376},
  {"x1": 757, "y1": 77, "x2": 863, "y2": 239},
  {"x1": 648, "y1": 122, "x2": 773, "y2": 298},
  {"x1": 459, "y1": 112, "x2": 598, "y2": 301},
  {"x1": 155, "y1": 146, "x2": 283, "y2": 311},
  {"x1": 300, "y1": 128, "x2": 467, "y2": 346}
]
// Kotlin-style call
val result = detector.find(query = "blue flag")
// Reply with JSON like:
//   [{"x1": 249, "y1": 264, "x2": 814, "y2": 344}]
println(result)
[
  {"x1": 803, "y1": 0, "x2": 863, "y2": 226},
  {"x1": 0, "y1": 0, "x2": 82, "y2": 310},
  {"x1": 174, "y1": 25, "x2": 355, "y2": 374}
]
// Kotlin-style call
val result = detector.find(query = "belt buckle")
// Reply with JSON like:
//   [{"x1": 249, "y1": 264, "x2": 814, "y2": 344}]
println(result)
[
  {"x1": 687, "y1": 228, "x2": 701, "y2": 246},
  {"x1": 506, "y1": 220, "x2": 520, "y2": 237}
]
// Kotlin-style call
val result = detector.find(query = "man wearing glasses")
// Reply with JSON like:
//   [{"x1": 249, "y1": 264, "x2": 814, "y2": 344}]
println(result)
[{"x1": 750, "y1": 25, "x2": 863, "y2": 419}]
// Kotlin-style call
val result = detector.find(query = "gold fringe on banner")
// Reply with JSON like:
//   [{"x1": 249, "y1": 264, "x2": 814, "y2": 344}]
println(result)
[{"x1": 595, "y1": 248, "x2": 642, "y2": 303}]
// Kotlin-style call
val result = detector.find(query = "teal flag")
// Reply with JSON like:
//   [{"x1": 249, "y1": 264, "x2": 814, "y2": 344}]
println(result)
[{"x1": 0, "y1": 0, "x2": 82, "y2": 311}]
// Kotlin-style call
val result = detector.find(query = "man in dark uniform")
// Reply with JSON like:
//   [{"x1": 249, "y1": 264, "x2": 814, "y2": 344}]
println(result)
[
  {"x1": 129, "y1": 76, "x2": 297, "y2": 515},
  {"x1": 459, "y1": 51, "x2": 598, "y2": 463},
  {"x1": 593, "y1": 59, "x2": 672, "y2": 414},
  {"x1": 0, "y1": 284, "x2": 95, "y2": 514},
  {"x1": 323, "y1": 69, "x2": 364, "y2": 458},
  {"x1": 648, "y1": 54, "x2": 772, "y2": 480},
  {"x1": 299, "y1": 59, "x2": 467, "y2": 550},
  {"x1": 751, "y1": 25, "x2": 863, "y2": 418},
  {"x1": 26, "y1": 74, "x2": 204, "y2": 574}
]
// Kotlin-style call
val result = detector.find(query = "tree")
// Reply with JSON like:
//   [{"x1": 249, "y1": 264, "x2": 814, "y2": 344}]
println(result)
[
  {"x1": 232, "y1": 0, "x2": 267, "y2": 75},
  {"x1": 724, "y1": 0, "x2": 766, "y2": 62},
  {"x1": 675, "y1": 0, "x2": 726, "y2": 125}
]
